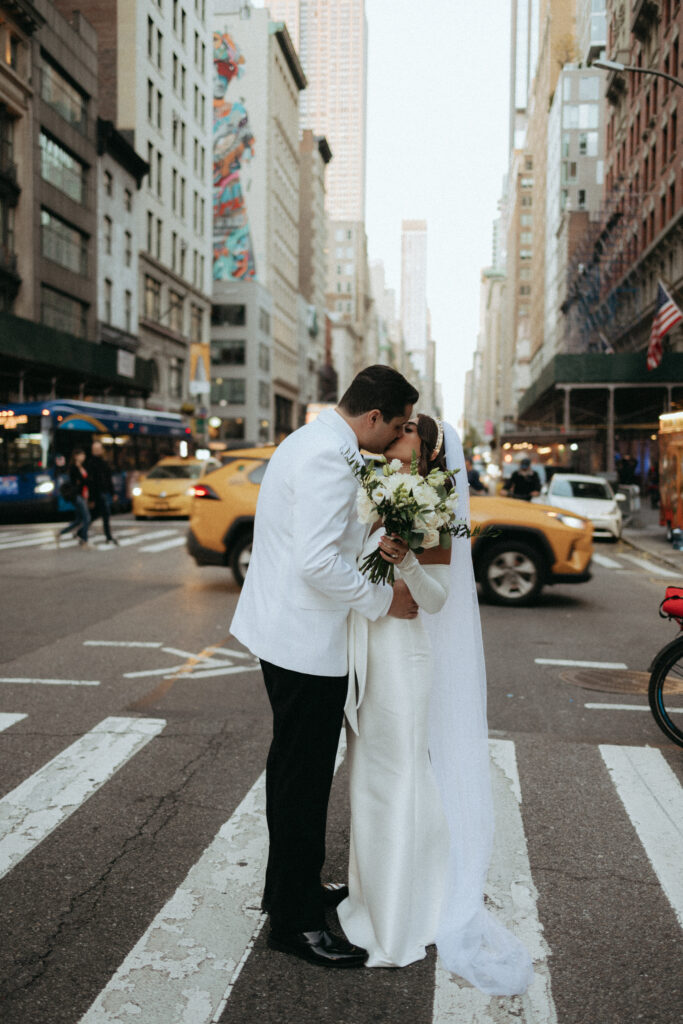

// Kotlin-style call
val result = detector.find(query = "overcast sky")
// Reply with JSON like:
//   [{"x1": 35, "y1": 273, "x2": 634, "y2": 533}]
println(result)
[
  {"x1": 365, "y1": 0, "x2": 511, "y2": 423},
  {"x1": 253, "y1": 0, "x2": 512, "y2": 423}
]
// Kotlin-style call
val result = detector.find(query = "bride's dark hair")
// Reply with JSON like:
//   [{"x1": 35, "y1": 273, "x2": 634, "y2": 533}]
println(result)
[{"x1": 415, "y1": 414, "x2": 450, "y2": 482}]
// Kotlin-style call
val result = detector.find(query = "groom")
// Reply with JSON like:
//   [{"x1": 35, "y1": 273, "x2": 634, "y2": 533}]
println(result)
[{"x1": 231, "y1": 365, "x2": 419, "y2": 968}]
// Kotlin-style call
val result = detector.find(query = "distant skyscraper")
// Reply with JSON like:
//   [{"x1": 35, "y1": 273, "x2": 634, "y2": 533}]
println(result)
[
  {"x1": 509, "y1": 0, "x2": 540, "y2": 153},
  {"x1": 268, "y1": 0, "x2": 368, "y2": 221},
  {"x1": 400, "y1": 220, "x2": 428, "y2": 379}
]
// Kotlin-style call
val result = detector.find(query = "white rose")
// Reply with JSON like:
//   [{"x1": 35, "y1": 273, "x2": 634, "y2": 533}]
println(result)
[
  {"x1": 421, "y1": 527, "x2": 440, "y2": 549},
  {"x1": 357, "y1": 491, "x2": 380, "y2": 524}
]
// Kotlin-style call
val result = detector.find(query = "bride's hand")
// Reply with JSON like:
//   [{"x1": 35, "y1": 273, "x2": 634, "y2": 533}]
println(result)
[{"x1": 378, "y1": 533, "x2": 409, "y2": 565}]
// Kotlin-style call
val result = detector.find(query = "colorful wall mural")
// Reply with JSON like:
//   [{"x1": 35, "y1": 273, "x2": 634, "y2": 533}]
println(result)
[{"x1": 213, "y1": 32, "x2": 256, "y2": 280}]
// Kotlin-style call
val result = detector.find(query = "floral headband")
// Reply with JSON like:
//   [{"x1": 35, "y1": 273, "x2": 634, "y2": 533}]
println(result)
[{"x1": 430, "y1": 420, "x2": 444, "y2": 461}]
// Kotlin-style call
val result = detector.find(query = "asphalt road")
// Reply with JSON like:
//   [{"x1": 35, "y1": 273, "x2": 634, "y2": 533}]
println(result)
[{"x1": 0, "y1": 516, "x2": 681, "y2": 1024}]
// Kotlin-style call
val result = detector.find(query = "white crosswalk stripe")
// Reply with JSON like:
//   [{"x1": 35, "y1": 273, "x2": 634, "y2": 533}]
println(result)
[
  {"x1": 0, "y1": 716, "x2": 165, "y2": 881},
  {"x1": 600, "y1": 745, "x2": 683, "y2": 929},
  {"x1": 0, "y1": 712, "x2": 27, "y2": 732}
]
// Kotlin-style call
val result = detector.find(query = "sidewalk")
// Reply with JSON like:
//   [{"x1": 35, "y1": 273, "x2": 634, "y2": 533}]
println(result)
[{"x1": 621, "y1": 500, "x2": 683, "y2": 575}]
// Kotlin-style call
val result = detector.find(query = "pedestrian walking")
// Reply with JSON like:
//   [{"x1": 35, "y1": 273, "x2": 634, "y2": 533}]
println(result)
[
  {"x1": 56, "y1": 449, "x2": 91, "y2": 548},
  {"x1": 466, "y1": 456, "x2": 487, "y2": 493},
  {"x1": 87, "y1": 441, "x2": 118, "y2": 544},
  {"x1": 502, "y1": 457, "x2": 542, "y2": 501}
]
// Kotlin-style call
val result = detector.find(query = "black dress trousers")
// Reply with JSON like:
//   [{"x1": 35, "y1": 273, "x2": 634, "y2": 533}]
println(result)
[{"x1": 260, "y1": 659, "x2": 348, "y2": 933}]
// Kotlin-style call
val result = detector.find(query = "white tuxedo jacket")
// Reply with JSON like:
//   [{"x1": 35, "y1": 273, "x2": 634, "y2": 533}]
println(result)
[{"x1": 230, "y1": 409, "x2": 393, "y2": 676}]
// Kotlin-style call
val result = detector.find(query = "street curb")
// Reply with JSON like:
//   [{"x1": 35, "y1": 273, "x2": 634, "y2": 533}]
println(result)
[{"x1": 620, "y1": 532, "x2": 683, "y2": 575}]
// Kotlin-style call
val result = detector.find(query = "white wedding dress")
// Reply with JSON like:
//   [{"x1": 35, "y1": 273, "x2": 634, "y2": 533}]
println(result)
[
  {"x1": 338, "y1": 535, "x2": 451, "y2": 967},
  {"x1": 337, "y1": 423, "x2": 534, "y2": 995}
]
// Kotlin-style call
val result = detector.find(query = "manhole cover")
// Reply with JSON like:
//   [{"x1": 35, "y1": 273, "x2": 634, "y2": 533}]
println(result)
[{"x1": 557, "y1": 669, "x2": 676, "y2": 694}]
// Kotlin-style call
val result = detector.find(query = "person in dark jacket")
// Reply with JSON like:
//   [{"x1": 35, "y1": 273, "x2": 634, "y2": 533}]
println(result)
[
  {"x1": 55, "y1": 449, "x2": 91, "y2": 548},
  {"x1": 502, "y1": 458, "x2": 542, "y2": 501},
  {"x1": 87, "y1": 440, "x2": 118, "y2": 544},
  {"x1": 466, "y1": 457, "x2": 487, "y2": 494}
]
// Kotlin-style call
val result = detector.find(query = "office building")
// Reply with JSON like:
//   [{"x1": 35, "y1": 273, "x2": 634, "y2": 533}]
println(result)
[{"x1": 400, "y1": 219, "x2": 428, "y2": 379}]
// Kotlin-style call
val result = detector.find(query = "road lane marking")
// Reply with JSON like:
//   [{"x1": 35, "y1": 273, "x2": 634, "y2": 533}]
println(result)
[
  {"x1": 208, "y1": 648, "x2": 258, "y2": 660},
  {"x1": 79, "y1": 734, "x2": 347, "y2": 1024},
  {"x1": 0, "y1": 716, "x2": 165, "y2": 881},
  {"x1": 117, "y1": 529, "x2": 178, "y2": 547},
  {"x1": 0, "y1": 533, "x2": 55, "y2": 550},
  {"x1": 535, "y1": 658, "x2": 628, "y2": 669},
  {"x1": 586, "y1": 702, "x2": 683, "y2": 713},
  {"x1": 0, "y1": 713, "x2": 27, "y2": 732},
  {"x1": 432, "y1": 739, "x2": 556, "y2": 1024},
  {"x1": 619, "y1": 553, "x2": 681, "y2": 578},
  {"x1": 180, "y1": 665, "x2": 261, "y2": 680},
  {"x1": 84, "y1": 641, "x2": 165, "y2": 648},
  {"x1": 0, "y1": 677, "x2": 100, "y2": 686},
  {"x1": 599, "y1": 745, "x2": 683, "y2": 929},
  {"x1": 139, "y1": 536, "x2": 187, "y2": 553},
  {"x1": 591, "y1": 552, "x2": 623, "y2": 569}
]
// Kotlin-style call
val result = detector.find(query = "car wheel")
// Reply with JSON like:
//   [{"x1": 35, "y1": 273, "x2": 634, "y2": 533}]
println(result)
[
  {"x1": 230, "y1": 531, "x2": 253, "y2": 586},
  {"x1": 477, "y1": 539, "x2": 545, "y2": 606}
]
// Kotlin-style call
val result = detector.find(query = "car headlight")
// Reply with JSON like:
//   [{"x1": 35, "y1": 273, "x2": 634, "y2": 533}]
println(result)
[
  {"x1": 545, "y1": 511, "x2": 585, "y2": 529},
  {"x1": 34, "y1": 479, "x2": 55, "y2": 494},
  {"x1": 132, "y1": 486, "x2": 142, "y2": 496},
  {"x1": 185, "y1": 487, "x2": 194, "y2": 496}
]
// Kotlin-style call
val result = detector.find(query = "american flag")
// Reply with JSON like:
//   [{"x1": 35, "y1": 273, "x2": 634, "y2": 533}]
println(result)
[{"x1": 646, "y1": 281, "x2": 683, "y2": 370}]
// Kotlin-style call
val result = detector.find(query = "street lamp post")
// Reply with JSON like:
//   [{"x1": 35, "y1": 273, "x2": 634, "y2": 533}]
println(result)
[{"x1": 592, "y1": 58, "x2": 683, "y2": 91}]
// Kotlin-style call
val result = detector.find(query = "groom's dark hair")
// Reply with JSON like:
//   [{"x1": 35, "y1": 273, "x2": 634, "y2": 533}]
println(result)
[{"x1": 338, "y1": 365, "x2": 419, "y2": 421}]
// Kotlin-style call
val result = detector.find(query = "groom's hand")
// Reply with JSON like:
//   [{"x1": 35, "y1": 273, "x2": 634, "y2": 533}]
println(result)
[{"x1": 387, "y1": 580, "x2": 419, "y2": 619}]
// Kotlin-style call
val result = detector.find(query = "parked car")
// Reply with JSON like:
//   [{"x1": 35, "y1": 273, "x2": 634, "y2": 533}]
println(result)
[
  {"x1": 532, "y1": 472, "x2": 623, "y2": 541},
  {"x1": 187, "y1": 447, "x2": 594, "y2": 605},
  {"x1": 132, "y1": 456, "x2": 221, "y2": 519}
]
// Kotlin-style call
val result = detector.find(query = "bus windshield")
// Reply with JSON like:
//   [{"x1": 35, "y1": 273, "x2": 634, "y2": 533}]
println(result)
[{"x1": 0, "y1": 415, "x2": 49, "y2": 474}]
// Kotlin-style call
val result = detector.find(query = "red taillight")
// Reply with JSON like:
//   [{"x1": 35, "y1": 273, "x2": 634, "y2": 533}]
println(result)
[{"x1": 191, "y1": 483, "x2": 220, "y2": 499}]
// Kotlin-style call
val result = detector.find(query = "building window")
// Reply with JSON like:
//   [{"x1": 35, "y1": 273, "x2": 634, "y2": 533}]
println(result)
[
  {"x1": 146, "y1": 210, "x2": 153, "y2": 252},
  {"x1": 40, "y1": 285, "x2": 87, "y2": 337},
  {"x1": 104, "y1": 170, "x2": 113, "y2": 197},
  {"x1": 156, "y1": 152, "x2": 163, "y2": 197},
  {"x1": 190, "y1": 303, "x2": 203, "y2": 342},
  {"x1": 156, "y1": 217, "x2": 162, "y2": 259},
  {"x1": 124, "y1": 188, "x2": 132, "y2": 212},
  {"x1": 169, "y1": 289, "x2": 183, "y2": 332},
  {"x1": 169, "y1": 357, "x2": 184, "y2": 399},
  {"x1": 259, "y1": 308, "x2": 270, "y2": 334},
  {"x1": 258, "y1": 342, "x2": 270, "y2": 371},
  {"x1": 40, "y1": 209, "x2": 88, "y2": 274},
  {"x1": 211, "y1": 303, "x2": 246, "y2": 326},
  {"x1": 259, "y1": 381, "x2": 270, "y2": 408},
  {"x1": 124, "y1": 289, "x2": 132, "y2": 332},
  {"x1": 39, "y1": 132, "x2": 85, "y2": 203},
  {"x1": 144, "y1": 274, "x2": 161, "y2": 320},
  {"x1": 578, "y1": 189, "x2": 587, "y2": 210},
  {"x1": 147, "y1": 78, "x2": 154, "y2": 121},
  {"x1": 124, "y1": 230, "x2": 132, "y2": 267},
  {"x1": 41, "y1": 61, "x2": 88, "y2": 132},
  {"x1": 104, "y1": 215, "x2": 112, "y2": 255},
  {"x1": 211, "y1": 377, "x2": 245, "y2": 404},
  {"x1": 104, "y1": 278, "x2": 112, "y2": 323},
  {"x1": 579, "y1": 76, "x2": 600, "y2": 101},
  {"x1": 211, "y1": 339, "x2": 245, "y2": 365}
]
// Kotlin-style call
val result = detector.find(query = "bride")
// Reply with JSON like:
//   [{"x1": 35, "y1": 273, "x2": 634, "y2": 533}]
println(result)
[{"x1": 337, "y1": 415, "x2": 534, "y2": 995}]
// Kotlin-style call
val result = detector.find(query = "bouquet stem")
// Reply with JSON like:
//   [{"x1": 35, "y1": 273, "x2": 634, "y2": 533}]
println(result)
[{"x1": 359, "y1": 548, "x2": 394, "y2": 585}]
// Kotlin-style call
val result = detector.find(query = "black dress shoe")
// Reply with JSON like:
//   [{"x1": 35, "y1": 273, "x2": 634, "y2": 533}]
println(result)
[
  {"x1": 267, "y1": 928, "x2": 367, "y2": 968},
  {"x1": 261, "y1": 882, "x2": 349, "y2": 914}
]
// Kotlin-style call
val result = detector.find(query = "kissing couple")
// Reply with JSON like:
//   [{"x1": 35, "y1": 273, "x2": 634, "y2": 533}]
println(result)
[{"x1": 231, "y1": 365, "x2": 533, "y2": 995}]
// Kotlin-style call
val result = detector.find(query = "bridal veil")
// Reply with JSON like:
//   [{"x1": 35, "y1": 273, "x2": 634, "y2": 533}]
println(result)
[{"x1": 421, "y1": 422, "x2": 534, "y2": 995}]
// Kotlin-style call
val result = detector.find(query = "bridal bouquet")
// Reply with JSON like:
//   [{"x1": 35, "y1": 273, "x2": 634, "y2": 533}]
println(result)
[{"x1": 346, "y1": 453, "x2": 475, "y2": 584}]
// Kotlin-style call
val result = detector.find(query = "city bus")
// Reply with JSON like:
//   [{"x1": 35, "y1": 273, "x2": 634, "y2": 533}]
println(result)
[
  {"x1": 0, "y1": 400, "x2": 192, "y2": 519},
  {"x1": 659, "y1": 410, "x2": 683, "y2": 537}
]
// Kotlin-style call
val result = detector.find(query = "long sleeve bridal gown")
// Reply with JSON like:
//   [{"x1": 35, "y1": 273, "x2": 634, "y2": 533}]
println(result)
[{"x1": 338, "y1": 537, "x2": 451, "y2": 968}]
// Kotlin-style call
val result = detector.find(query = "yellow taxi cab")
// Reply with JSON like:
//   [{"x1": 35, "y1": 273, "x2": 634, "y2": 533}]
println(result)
[
  {"x1": 187, "y1": 447, "x2": 593, "y2": 604},
  {"x1": 132, "y1": 455, "x2": 221, "y2": 519}
]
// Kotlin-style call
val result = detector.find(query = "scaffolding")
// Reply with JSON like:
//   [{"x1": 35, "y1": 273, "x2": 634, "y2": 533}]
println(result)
[{"x1": 562, "y1": 187, "x2": 655, "y2": 353}]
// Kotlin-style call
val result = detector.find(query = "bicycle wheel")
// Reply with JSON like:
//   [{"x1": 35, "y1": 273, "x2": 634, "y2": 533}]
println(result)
[{"x1": 648, "y1": 637, "x2": 683, "y2": 748}]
